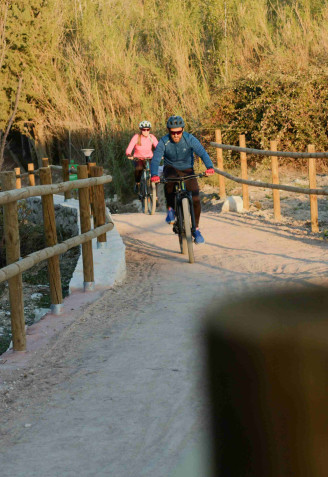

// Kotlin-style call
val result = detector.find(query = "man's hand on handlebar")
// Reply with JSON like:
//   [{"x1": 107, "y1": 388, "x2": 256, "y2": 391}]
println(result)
[
  {"x1": 205, "y1": 168, "x2": 215, "y2": 176},
  {"x1": 127, "y1": 156, "x2": 134, "y2": 160},
  {"x1": 151, "y1": 175, "x2": 160, "y2": 183}
]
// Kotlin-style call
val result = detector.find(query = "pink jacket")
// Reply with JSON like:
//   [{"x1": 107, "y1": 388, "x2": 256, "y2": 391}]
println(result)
[{"x1": 126, "y1": 134, "x2": 158, "y2": 159}]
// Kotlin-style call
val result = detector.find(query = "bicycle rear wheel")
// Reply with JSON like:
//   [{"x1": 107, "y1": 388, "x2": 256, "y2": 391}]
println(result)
[{"x1": 182, "y1": 198, "x2": 195, "y2": 264}]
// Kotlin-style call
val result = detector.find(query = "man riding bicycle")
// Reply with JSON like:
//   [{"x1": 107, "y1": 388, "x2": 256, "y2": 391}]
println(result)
[{"x1": 151, "y1": 115, "x2": 214, "y2": 244}]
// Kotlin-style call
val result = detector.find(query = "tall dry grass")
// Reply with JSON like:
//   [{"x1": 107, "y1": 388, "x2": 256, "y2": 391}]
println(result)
[{"x1": 3, "y1": 0, "x2": 328, "y2": 191}]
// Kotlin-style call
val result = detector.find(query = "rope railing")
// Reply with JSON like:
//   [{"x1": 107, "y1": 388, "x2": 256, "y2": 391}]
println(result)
[
  {"x1": 211, "y1": 142, "x2": 328, "y2": 159},
  {"x1": 213, "y1": 167, "x2": 328, "y2": 196},
  {"x1": 211, "y1": 131, "x2": 326, "y2": 230},
  {"x1": 19, "y1": 164, "x2": 62, "y2": 178}
]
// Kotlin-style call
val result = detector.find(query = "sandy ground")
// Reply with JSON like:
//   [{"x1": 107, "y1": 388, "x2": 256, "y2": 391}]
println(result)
[{"x1": 0, "y1": 210, "x2": 328, "y2": 476}]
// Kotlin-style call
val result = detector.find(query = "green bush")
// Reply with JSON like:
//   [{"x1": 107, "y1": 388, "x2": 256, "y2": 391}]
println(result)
[{"x1": 204, "y1": 69, "x2": 328, "y2": 166}]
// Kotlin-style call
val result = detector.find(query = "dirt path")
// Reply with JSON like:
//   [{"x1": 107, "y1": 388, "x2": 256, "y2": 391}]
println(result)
[{"x1": 0, "y1": 211, "x2": 327, "y2": 477}]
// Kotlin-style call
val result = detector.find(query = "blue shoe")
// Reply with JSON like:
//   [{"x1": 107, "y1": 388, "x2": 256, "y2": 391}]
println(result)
[
  {"x1": 166, "y1": 208, "x2": 175, "y2": 224},
  {"x1": 193, "y1": 229, "x2": 205, "y2": 244}
]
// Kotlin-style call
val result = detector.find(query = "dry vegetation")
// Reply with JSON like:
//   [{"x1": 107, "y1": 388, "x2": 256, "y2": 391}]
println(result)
[{"x1": 1, "y1": 0, "x2": 328, "y2": 193}]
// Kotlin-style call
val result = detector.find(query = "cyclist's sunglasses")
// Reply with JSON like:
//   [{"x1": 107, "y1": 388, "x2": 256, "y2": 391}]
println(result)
[
  {"x1": 170, "y1": 130, "x2": 183, "y2": 136},
  {"x1": 141, "y1": 128, "x2": 150, "y2": 131}
]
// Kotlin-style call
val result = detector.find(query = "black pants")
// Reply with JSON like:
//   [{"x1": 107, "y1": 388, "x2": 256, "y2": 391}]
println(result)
[{"x1": 164, "y1": 166, "x2": 201, "y2": 227}]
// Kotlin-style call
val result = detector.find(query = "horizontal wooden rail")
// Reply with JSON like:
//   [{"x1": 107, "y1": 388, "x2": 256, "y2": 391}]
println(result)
[
  {"x1": 213, "y1": 167, "x2": 328, "y2": 196},
  {"x1": 19, "y1": 164, "x2": 62, "y2": 178},
  {"x1": 211, "y1": 142, "x2": 328, "y2": 159},
  {"x1": 0, "y1": 175, "x2": 112, "y2": 206},
  {"x1": 0, "y1": 222, "x2": 114, "y2": 284}
]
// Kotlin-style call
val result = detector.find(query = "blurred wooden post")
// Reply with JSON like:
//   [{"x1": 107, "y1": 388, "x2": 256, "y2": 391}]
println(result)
[
  {"x1": 206, "y1": 288, "x2": 328, "y2": 477},
  {"x1": 88, "y1": 162, "x2": 96, "y2": 216},
  {"x1": 215, "y1": 129, "x2": 226, "y2": 199},
  {"x1": 89, "y1": 165, "x2": 107, "y2": 246},
  {"x1": 14, "y1": 167, "x2": 21, "y2": 189},
  {"x1": 239, "y1": 134, "x2": 249, "y2": 210},
  {"x1": 77, "y1": 165, "x2": 95, "y2": 290},
  {"x1": 61, "y1": 159, "x2": 71, "y2": 200},
  {"x1": 28, "y1": 163, "x2": 35, "y2": 186},
  {"x1": 0, "y1": 171, "x2": 26, "y2": 351},
  {"x1": 39, "y1": 167, "x2": 63, "y2": 313},
  {"x1": 270, "y1": 140, "x2": 281, "y2": 221},
  {"x1": 42, "y1": 157, "x2": 49, "y2": 167},
  {"x1": 308, "y1": 144, "x2": 319, "y2": 233}
]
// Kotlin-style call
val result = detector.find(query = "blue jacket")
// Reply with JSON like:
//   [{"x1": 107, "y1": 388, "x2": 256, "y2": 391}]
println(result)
[{"x1": 150, "y1": 132, "x2": 213, "y2": 176}]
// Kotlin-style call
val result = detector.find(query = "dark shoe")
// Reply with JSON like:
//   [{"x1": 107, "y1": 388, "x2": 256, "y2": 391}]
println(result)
[{"x1": 193, "y1": 229, "x2": 205, "y2": 244}]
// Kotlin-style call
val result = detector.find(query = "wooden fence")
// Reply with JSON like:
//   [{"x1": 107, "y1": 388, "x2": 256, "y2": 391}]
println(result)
[
  {"x1": 0, "y1": 162, "x2": 112, "y2": 352},
  {"x1": 211, "y1": 131, "x2": 328, "y2": 233}
]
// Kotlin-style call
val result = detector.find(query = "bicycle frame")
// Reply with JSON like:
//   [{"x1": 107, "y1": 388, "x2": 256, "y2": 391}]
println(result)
[
  {"x1": 142, "y1": 159, "x2": 151, "y2": 195},
  {"x1": 135, "y1": 158, "x2": 157, "y2": 215},
  {"x1": 162, "y1": 172, "x2": 205, "y2": 231},
  {"x1": 136, "y1": 158, "x2": 151, "y2": 195},
  {"x1": 161, "y1": 172, "x2": 205, "y2": 262}
]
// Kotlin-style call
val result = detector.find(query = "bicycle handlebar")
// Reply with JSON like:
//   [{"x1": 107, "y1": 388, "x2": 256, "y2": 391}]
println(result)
[
  {"x1": 132, "y1": 157, "x2": 152, "y2": 160},
  {"x1": 160, "y1": 172, "x2": 206, "y2": 183}
]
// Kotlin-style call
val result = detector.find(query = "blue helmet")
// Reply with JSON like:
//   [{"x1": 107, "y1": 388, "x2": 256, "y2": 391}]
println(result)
[{"x1": 166, "y1": 115, "x2": 185, "y2": 129}]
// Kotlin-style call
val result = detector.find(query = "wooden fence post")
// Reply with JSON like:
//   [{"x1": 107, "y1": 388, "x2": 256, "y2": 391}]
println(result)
[
  {"x1": 77, "y1": 165, "x2": 95, "y2": 290},
  {"x1": 215, "y1": 129, "x2": 226, "y2": 199},
  {"x1": 308, "y1": 144, "x2": 319, "y2": 233},
  {"x1": 61, "y1": 159, "x2": 71, "y2": 200},
  {"x1": 206, "y1": 288, "x2": 328, "y2": 477},
  {"x1": 0, "y1": 171, "x2": 26, "y2": 351},
  {"x1": 89, "y1": 165, "x2": 107, "y2": 247},
  {"x1": 14, "y1": 167, "x2": 21, "y2": 189},
  {"x1": 270, "y1": 140, "x2": 281, "y2": 221},
  {"x1": 39, "y1": 167, "x2": 63, "y2": 313},
  {"x1": 239, "y1": 134, "x2": 249, "y2": 210},
  {"x1": 28, "y1": 163, "x2": 35, "y2": 186},
  {"x1": 42, "y1": 157, "x2": 49, "y2": 167}
]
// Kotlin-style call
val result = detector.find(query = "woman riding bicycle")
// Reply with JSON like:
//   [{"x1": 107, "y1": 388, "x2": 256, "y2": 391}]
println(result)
[
  {"x1": 150, "y1": 115, "x2": 214, "y2": 244},
  {"x1": 126, "y1": 120, "x2": 158, "y2": 194}
]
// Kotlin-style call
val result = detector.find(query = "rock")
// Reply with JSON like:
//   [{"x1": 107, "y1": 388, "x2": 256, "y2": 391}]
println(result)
[
  {"x1": 221, "y1": 196, "x2": 244, "y2": 213},
  {"x1": 31, "y1": 293, "x2": 43, "y2": 300},
  {"x1": 294, "y1": 178, "x2": 308, "y2": 186}
]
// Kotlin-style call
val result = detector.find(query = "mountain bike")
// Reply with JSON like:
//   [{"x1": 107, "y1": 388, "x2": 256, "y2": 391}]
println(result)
[
  {"x1": 161, "y1": 172, "x2": 205, "y2": 264},
  {"x1": 137, "y1": 158, "x2": 157, "y2": 215}
]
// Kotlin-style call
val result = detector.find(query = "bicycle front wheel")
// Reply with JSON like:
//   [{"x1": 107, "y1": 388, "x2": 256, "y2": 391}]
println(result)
[
  {"x1": 182, "y1": 198, "x2": 195, "y2": 264},
  {"x1": 177, "y1": 203, "x2": 187, "y2": 254},
  {"x1": 139, "y1": 177, "x2": 148, "y2": 214},
  {"x1": 146, "y1": 178, "x2": 157, "y2": 215}
]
